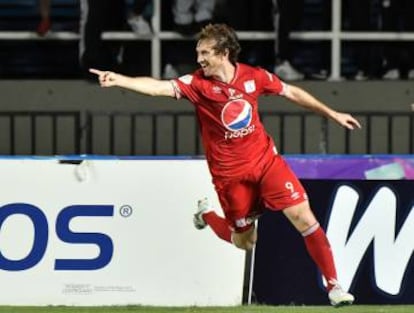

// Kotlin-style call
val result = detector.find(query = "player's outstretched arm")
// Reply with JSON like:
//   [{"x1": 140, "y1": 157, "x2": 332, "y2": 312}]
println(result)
[
  {"x1": 89, "y1": 68, "x2": 176, "y2": 97},
  {"x1": 282, "y1": 84, "x2": 361, "y2": 130}
]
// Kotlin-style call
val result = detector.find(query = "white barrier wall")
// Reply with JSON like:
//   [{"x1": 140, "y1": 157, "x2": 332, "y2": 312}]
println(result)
[{"x1": 0, "y1": 158, "x2": 245, "y2": 306}]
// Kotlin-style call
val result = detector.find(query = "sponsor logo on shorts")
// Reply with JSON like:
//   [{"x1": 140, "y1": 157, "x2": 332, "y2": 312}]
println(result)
[
  {"x1": 291, "y1": 192, "x2": 300, "y2": 200},
  {"x1": 235, "y1": 217, "x2": 255, "y2": 228},
  {"x1": 235, "y1": 218, "x2": 248, "y2": 228}
]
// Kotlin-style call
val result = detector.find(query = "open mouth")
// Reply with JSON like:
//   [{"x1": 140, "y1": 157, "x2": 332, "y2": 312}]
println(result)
[
  {"x1": 200, "y1": 63, "x2": 209, "y2": 69},
  {"x1": 202, "y1": 65, "x2": 212, "y2": 76}
]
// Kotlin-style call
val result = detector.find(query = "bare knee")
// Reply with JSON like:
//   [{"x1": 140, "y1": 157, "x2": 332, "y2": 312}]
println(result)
[
  {"x1": 232, "y1": 236, "x2": 256, "y2": 251},
  {"x1": 283, "y1": 201, "x2": 318, "y2": 233},
  {"x1": 231, "y1": 226, "x2": 257, "y2": 251}
]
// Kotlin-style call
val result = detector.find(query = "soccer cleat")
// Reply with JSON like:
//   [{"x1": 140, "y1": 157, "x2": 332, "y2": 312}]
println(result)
[
  {"x1": 328, "y1": 281, "x2": 355, "y2": 307},
  {"x1": 274, "y1": 60, "x2": 304, "y2": 81},
  {"x1": 353, "y1": 70, "x2": 368, "y2": 81},
  {"x1": 310, "y1": 69, "x2": 329, "y2": 80},
  {"x1": 128, "y1": 15, "x2": 152, "y2": 36},
  {"x1": 382, "y1": 68, "x2": 400, "y2": 80},
  {"x1": 162, "y1": 63, "x2": 179, "y2": 79},
  {"x1": 408, "y1": 69, "x2": 414, "y2": 80},
  {"x1": 193, "y1": 197, "x2": 213, "y2": 230}
]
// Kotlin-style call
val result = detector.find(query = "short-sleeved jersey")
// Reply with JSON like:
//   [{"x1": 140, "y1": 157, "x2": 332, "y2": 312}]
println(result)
[{"x1": 172, "y1": 63, "x2": 286, "y2": 179}]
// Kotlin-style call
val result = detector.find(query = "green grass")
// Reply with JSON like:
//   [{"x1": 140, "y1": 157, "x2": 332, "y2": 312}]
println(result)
[{"x1": 0, "y1": 305, "x2": 412, "y2": 313}]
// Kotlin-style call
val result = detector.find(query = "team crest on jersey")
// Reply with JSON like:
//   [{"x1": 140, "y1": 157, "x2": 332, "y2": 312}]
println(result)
[
  {"x1": 221, "y1": 99, "x2": 252, "y2": 131},
  {"x1": 244, "y1": 80, "x2": 256, "y2": 93}
]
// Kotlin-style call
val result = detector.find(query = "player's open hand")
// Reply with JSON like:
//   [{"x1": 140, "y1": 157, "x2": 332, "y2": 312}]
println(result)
[
  {"x1": 335, "y1": 112, "x2": 362, "y2": 130},
  {"x1": 89, "y1": 68, "x2": 120, "y2": 87}
]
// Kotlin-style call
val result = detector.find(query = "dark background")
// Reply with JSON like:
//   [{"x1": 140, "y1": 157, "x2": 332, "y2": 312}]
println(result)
[{"x1": 253, "y1": 180, "x2": 414, "y2": 305}]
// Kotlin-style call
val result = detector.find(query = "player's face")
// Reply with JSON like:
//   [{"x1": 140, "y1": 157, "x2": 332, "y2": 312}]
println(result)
[{"x1": 196, "y1": 39, "x2": 227, "y2": 77}]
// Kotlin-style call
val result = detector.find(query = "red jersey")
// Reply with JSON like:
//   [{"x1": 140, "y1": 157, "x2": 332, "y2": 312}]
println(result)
[{"x1": 172, "y1": 63, "x2": 286, "y2": 179}]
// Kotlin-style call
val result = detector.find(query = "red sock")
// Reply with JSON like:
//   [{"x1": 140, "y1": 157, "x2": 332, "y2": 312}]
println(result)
[
  {"x1": 202, "y1": 211, "x2": 232, "y2": 243},
  {"x1": 303, "y1": 224, "x2": 337, "y2": 290}
]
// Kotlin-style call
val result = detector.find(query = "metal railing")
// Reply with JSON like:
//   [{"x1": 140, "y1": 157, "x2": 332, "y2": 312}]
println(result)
[
  {"x1": 84, "y1": 111, "x2": 201, "y2": 156},
  {"x1": 0, "y1": 110, "x2": 411, "y2": 156},
  {"x1": 0, "y1": 111, "x2": 82, "y2": 155},
  {"x1": 83, "y1": 111, "x2": 414, "y2": 156}
]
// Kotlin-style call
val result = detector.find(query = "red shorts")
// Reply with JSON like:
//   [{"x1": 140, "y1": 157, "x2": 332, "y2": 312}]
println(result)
[{"x1": 213, "y1": 154, "x2": 308, "y2": 232}]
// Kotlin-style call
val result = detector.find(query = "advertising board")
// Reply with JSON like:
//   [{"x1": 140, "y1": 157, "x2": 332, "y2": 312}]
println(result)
[{"x1": 0, "y1": 158, "x2": 245, "y2": 306}]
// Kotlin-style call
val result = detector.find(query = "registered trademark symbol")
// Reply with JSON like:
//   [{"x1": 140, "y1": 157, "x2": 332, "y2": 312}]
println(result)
[{"x1": 119, "y1": 205, "x2": 133, "y2": 217}]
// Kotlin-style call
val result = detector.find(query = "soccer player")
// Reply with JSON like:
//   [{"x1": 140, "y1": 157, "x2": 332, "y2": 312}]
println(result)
[{"x1": 90, "y1": 23, "x2": 360, "y2": 307}]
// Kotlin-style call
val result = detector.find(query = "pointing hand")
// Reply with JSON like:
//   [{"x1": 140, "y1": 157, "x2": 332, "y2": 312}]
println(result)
[{"x1": 89, "y1": 68, "x2": 119, "y2": 87}]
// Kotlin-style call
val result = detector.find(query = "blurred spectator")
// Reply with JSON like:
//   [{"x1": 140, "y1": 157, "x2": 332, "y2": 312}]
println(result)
[
  {"x1": 213, "y1": 0, "x2": 274, "y2": 71},
  {"x1": 172, "y1": 0, "x2": 215, "y2": 36},
  {"x1": 217, "y1": 0, "x2": 272, "y2": 31},
  {"x1": 308, "y1": 0, "x2": 331, "y2": 80},
  {"x1": 128, "y1": 0, "x2": 152, "y2": 36},
  {"x1": 345, "y1": 0, "x2": 382, "y2": 80},
  {"x1": 272, "y1": 0, "x2": 305, "y2": 81},
  {"x1": 211, "y1": 0, "x2": 272, "y2": 73},
  {"x1": 381, "y1": 0, "x2": 414, "y2": 80},
  {"x1": 79, "y1": 0, "x2": 126, "y2": 78},
  {"x1": 36, "y1": 0, "x2": 51, "y2": 36},
  {"x1": 161, "y1": 0, "x2": 216, "y2": 78}
]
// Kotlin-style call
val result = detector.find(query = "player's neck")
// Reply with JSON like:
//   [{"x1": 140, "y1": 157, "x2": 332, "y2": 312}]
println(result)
[{"x1": 213, "y1": 62, "x2": 236, "y2": 84}]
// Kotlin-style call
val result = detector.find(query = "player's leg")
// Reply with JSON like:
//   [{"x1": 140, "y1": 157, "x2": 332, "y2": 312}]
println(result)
[
  {"x1": 261, "y1": 154, "x2": 354, "y2": 306},
  {"x1": 193, "y1": 198, "x2": 257, "y2": 250},
  {"x1": 193, "y1": 180, "x2": 258, "y2": 250},
  {"x1": 193, "y1": 197, "x2": 233, "y2": 243},
  {"x1": 282, "y1": 201, "x2": 337, "y2": 288},
  {"x1": 262, "y1": 155, "x2": 338, "y2": 285},
  {"x1": 231, "y1": 224, "x2": 257, "y2": 251},
  {"x1": 282, "y1": 201, "x2": 354, "y2": 306}
]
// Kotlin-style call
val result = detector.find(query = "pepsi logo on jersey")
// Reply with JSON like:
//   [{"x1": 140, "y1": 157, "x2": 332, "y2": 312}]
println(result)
[{"x1": 221, "y1": 99, "x2": 255, "y2": 140}]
